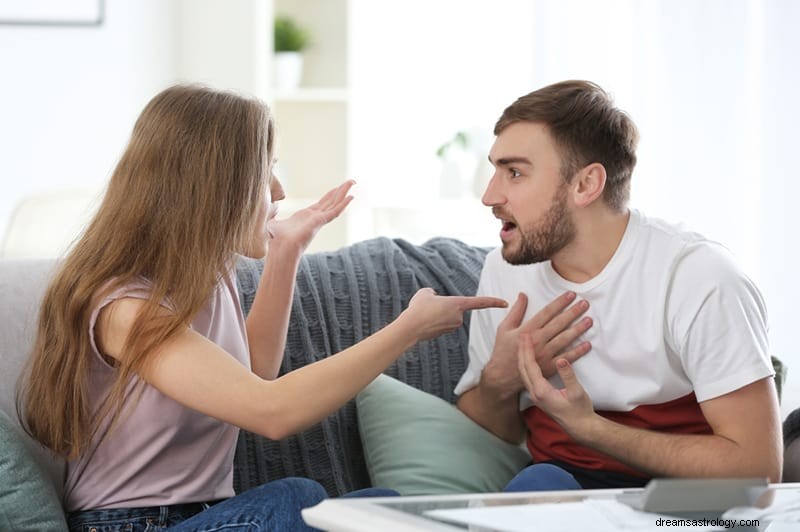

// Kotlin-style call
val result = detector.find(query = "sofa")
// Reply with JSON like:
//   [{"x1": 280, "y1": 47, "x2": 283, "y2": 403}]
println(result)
[
  {"x1": 1, "y1": 236, "x2": 532, "y2": 531},
  {"x1": 2, "y1": 236, "x2": 795, "y2": 531}
]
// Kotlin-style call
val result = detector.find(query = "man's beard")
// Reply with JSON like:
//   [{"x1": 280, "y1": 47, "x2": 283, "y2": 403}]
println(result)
[{"x1": 502, "y1": 186, "x2": 576, "y2": 265}]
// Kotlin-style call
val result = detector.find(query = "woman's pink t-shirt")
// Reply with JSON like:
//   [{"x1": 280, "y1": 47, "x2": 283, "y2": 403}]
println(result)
[{"x1": 65, "y1": 271, "x2": 250, "y2": 511}]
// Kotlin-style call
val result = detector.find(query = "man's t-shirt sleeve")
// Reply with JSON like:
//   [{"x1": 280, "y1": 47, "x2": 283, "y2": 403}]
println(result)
[
  {"x1": 665, "y1": 242, "x2": 773, "y2": 402},
  {"x1": 454, "y1": 252, "x2": 502, "y2": 396}
]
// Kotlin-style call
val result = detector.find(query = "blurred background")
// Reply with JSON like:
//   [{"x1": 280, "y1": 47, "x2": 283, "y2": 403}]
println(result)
[{"x1": 1, "y1": 0, "x2": 799, "y2": 412}]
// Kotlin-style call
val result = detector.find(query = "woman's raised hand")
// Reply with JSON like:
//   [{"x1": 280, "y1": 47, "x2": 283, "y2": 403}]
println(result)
[
  {"x1": 268, "y1": 180, "x2": 355, "y2": 253},
  {"x1": 400, "y1": 288, "x2": 508, "y2": 341}
]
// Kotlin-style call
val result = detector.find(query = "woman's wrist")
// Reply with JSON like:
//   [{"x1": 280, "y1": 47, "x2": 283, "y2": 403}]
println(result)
[
  {"x1": 265, "y1": 237, "x2": 305, "y2": 262},
  {"x1": 393, "y1": 309, "x2": 424, "y2": 345}
]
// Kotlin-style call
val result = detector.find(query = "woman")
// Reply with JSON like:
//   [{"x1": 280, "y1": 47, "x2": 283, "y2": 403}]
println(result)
[{"x1": 18, "y1": 84, "x2": 507, "y2": 531}]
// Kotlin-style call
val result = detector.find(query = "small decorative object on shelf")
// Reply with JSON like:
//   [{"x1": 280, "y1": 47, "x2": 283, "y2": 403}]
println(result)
[
  {"x1": 273, "y1": 15, "x2": 310, "y2": 90},
  {"x1": 436, "y1": 128, "x2": 494, "y2": 199}
]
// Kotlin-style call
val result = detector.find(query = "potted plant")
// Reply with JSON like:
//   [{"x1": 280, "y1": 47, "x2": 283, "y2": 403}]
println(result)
[
  {"x1": 435, "y1": 129, "x2": 493, "y2": 198},
  {"x1": 436, "y1": 131, "x2": 477, "y2": 198},
  {"x1": 273, "y1": 15, "x2": 310, "y2": 90}
]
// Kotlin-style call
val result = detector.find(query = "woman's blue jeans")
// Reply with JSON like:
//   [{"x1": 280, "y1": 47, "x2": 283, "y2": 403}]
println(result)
[{"x1": 66, "y1": 477, "x2": 397, "y2": 531}]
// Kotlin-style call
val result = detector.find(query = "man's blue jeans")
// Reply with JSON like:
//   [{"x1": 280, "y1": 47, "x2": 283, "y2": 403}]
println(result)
[
  {"x1": 66, "y1": 477, "x2": 397, "y2": 531},
  {"x1": 503, "y1": 463, "x2": 583, "y2": 492}
]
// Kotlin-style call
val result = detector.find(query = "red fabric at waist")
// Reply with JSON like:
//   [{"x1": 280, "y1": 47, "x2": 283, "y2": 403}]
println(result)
[{"x1": 523, "y1": 392, "x2": 712, "y2": 478}]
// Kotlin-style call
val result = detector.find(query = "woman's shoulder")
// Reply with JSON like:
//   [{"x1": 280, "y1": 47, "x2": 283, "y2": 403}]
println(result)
[{"x1": 90, "y1": 277, "x2": 161, "y2": 364}]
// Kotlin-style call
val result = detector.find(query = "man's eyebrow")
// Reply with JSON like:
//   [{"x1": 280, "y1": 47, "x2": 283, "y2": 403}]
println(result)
[{"x1": 489, "y1": 155, "x2": 532, "y2": 166}]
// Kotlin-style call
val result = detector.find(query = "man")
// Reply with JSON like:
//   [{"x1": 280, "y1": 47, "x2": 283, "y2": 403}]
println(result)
[{"x1": 455, "y1": 80, "x2": 781, "y2": 490}]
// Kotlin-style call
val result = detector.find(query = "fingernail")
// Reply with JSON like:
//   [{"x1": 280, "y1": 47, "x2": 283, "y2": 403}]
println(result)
[
  {"x1": 556, "y1": 359, "x2": 568, "y2": 369},
  {"x1": 566, "y1": 291, "x2": 576, "y2": 300}
]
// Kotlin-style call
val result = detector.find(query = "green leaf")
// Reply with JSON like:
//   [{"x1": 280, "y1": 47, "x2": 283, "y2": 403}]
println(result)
[{"x1": 274, "y1": 16, "x2": 310, "y2": 52}]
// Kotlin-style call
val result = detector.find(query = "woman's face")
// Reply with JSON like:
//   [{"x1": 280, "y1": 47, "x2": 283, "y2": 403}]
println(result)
[{"x1": 243, "y1": 171, "x2": 285, "y2": 259}]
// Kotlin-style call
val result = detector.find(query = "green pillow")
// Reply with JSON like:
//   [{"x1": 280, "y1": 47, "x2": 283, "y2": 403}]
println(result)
[
  {"x1": 0, "y1": 412, "x2": 67, "y2": 532},
  {"x1": 356, "y1": 374, "x2": 530, "y2": 495}
]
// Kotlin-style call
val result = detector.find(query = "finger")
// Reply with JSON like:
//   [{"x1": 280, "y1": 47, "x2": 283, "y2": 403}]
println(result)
[
  {"x1": 541, "y1": 316, "x2": 593, "y2": 356},
  {"x1": 517, "y1": 334, "x2": 536, "y2": 387},
  {"x1": 555, "y1": 340, "x2": 592, "y2": 365},
  {"x1": 320, "y1": 182, "x2": 356, "y2": 213},
  {"x1": 537, "y1": 300, "x2": 591, "y2": 341},
  {"x1": 452, "y1": 295, "x2": 508, "y2": 311},
  {"x1": 518, "y1": 347, "x2": 536, "y2": 395},
  {"x1": 555, "y1": 358, "x2": 585, "y2": 399},
  {"x1": 319, "y1": 195, "x2": 354, "y2": 223},
  {"x1": 522, "y1": 299, "x2": 591, "y2": 339},
  {"x1": 312, "y1": 180, "x2": 350, "y2": 209},
  {"x1": 522, "y1": 291, "x2": 577, "y2": 331},
  {"x1": 519, "y1": 334, "x2": 544, "y2": 381},
  {"x1": 498, "y1": 293, "x2": 528, "y2": 332},
  {"x1": 518, "y1": 334, "x2": 551, "y2": 395},
  {"x1": 314, "y1": 186, "x2": 340, "y2": 210}
]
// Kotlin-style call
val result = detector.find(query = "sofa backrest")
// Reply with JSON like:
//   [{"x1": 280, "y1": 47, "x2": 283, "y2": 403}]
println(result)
[
  {"x1": 232, "y1": 237, "x2": 488, "y2": 496},
  {"x1": 0, "y1": 237, "x2": 490, "y2": 502},
  {"x1": 0, "y1": 259, "x2": 66, "y2": 497}
]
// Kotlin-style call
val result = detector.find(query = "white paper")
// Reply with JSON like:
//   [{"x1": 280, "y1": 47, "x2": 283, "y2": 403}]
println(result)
[
  {"x1": 426, "y1": 499, "x2": 725, "y2": 532},
  {"x1": 723, "y1": 489, "x2": 800, "y2": 529}
]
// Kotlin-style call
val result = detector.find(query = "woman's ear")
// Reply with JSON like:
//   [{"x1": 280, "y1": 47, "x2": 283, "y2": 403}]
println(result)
[{"x1": 571, "y1": 163, "x2": 607, "y2": 208}]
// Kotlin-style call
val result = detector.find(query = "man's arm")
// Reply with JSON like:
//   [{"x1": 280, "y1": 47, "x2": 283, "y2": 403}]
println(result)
[
  {"x1": 458, "y1": 291, "x2": 593, "y2": 444},
  {"x1": 519, "y1": 336, "x2": 783, "y2": 481},
  {"x1": 457, "y1": 371, "x2": 527, "y2": 444}
]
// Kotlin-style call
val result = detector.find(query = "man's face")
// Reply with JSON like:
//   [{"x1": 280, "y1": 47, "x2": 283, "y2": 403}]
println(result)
[{"x1": 483, "y1": 122, "x2": 576, "y2": 265}]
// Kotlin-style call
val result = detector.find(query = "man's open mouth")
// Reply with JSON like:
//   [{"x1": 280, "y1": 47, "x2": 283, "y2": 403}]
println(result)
[{"x1": 500, "y1": 219, "x2": 517, "y2": 240}]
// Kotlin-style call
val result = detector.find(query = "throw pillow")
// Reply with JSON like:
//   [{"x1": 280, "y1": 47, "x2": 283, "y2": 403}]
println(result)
[
  {"x1": 0, "y1": 412, "x2": 67, "y2": 532},
  {"x1": 356, "y1": 374, "x2": 530, "y2": 495}
]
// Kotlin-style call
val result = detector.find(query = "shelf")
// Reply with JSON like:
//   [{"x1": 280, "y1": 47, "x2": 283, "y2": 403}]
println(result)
[{"x1": 271, "y1": 88, "x2": 348, "y2": 103}]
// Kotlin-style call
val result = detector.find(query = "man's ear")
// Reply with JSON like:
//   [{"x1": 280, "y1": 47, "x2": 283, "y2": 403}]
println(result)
[{"x1": 571, "y1": 163, "x2": 606, "y2": 207}]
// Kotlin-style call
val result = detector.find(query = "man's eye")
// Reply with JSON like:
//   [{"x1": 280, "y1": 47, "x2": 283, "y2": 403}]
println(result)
[{"x1": 510, "y1": 168, "x2": 521, "y2": 178}]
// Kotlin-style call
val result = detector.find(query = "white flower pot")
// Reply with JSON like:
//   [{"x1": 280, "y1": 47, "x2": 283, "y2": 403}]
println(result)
[{"x1": 274, "y1": 51, "x2": 304, "y2": 90}]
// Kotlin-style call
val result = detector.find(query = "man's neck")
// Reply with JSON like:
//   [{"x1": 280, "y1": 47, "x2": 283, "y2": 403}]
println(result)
[{"x1": 550, "y1": 208, "x2": 631, "y2": 283}]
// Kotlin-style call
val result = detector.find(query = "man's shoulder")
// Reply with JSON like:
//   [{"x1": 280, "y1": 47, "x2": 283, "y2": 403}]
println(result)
[
  {"x1": 633, "y1": 211, "x2": 739, "y2": 270},
  {"x1": 634, "y1": 210, "x2": 713, "y2": 248}
]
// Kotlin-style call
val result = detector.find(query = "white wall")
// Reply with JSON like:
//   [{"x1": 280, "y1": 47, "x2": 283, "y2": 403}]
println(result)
[
  {"x1": 177, "y1": 0, "x2": 270, "y2": 98},
  {"x1": 0, "y1": 0, "x2": 180, "y2": 240},
  {"x1": 0, "y1": 0, "x2": 274, "y2": 248}
]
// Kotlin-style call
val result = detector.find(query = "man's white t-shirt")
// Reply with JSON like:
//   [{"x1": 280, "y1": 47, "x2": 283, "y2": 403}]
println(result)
[{"x1": 455, "y1": 209, "x2": 773, "y2": 476}]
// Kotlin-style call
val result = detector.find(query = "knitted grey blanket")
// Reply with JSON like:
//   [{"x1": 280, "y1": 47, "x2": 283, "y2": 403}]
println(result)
[{"x1": 233, "y1": 236, "x2": 489, "y2": 496}]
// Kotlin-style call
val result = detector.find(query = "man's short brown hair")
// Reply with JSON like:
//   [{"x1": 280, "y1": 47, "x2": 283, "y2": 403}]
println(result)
[{"x1": 495, "y1": 80, "x2": 639, "y2": 211}]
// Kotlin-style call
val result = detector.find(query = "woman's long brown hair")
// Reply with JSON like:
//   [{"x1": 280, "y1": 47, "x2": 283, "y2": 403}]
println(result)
[{"x1": 17, "y1": 84, "x2": 274, "y2": 459}]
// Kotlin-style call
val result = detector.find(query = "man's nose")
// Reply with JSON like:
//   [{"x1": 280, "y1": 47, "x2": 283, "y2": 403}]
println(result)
[{"x1": 481, "y1": 174, "x2": 503, "y2": 206}]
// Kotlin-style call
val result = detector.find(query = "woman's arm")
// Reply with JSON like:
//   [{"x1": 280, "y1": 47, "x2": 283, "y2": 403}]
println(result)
[
  {"x1": 97, "y1": 289, "x2": 507, "y2": 440},
  {"x1": 246, "y1": 181, "x2": 354, "y2": 379}
]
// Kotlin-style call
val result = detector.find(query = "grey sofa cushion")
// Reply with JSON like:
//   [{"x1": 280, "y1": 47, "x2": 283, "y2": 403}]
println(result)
[
  {"x1": 0, "y1": 411, "x2": 68, "y2": 532},
  {"x1": 233, "y1": 237, "x2": 488, "y2": 496},
  {"x1": 0, "y1": 259, "x2": 66, "y2": 499}
]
